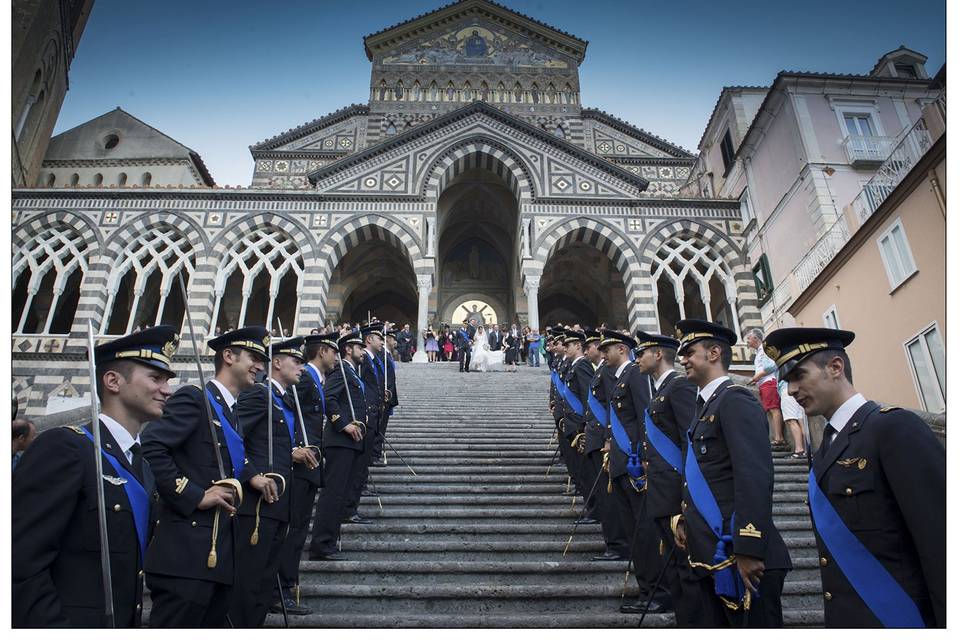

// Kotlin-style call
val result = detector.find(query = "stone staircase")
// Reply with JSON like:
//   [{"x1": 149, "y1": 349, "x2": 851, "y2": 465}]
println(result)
[{"x1": 267, "y1": 361, "x2": 824, "y2": 627}]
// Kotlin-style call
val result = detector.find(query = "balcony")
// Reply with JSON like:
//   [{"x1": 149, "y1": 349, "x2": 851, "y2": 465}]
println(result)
[{"x1": 842, "y1": 134, "x2": 895, "y2": 167}]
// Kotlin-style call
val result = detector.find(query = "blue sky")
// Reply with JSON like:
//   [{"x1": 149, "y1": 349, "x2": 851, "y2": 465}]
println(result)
[{"x1": 54, "y1": 0, "x2": 945, "y2": 186}]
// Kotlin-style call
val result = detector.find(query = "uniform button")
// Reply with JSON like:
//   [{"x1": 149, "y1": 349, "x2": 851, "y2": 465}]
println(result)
[
  {"x1": 156, "y1": 519, "x2": 160, "y2": 525},
  {"x1": 819, "y1": 557, "x2": 828, "y2": 567},
  {"x1": 824, "y1": 592, "x2": 832, "y2": 601},
  {"x1": 138, "y1": 569, "x2": 144, "y2": 577},
  {"x1": 113, "y1": 504, "x2": 121, "y2": 512},
  {"x1": 136, "y1": 604, "x2": 142, "y2": 611},
  {"x1": 845, "y1": 488, "x2": 853, "y2": 496},
  {"x1": 191, "y1": 521, "x2": 198, "y2": 527}
]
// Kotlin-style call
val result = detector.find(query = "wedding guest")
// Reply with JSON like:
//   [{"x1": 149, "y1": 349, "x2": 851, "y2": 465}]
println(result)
[{"x1": 424, "y1": 325, "x2": 439, "y2": 363}]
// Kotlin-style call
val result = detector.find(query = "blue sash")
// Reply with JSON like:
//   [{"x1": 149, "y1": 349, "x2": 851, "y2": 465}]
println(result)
[
  {"x1": 205, "y1": 389, "x2": 245, "y2": 476},
  {"x1": 271, "y1": 389, "x2": 296, "y2": 443},
  {"x1": 347, "y1": 364, "x2": 365, "y2": 395},
  {"x1": 82, "y1": 428, "x2": 149, "y2": 561},
  {"x1": 644, "y1": 409, "x2": 682, "y2": 473},
  {"x1": 550, "y1": 370, "x2": 562, "y2": 399},
  {"x1": 587, "y1": 389, "x2": 608, "y2": 426},
  {"x1": 684, "y1": 437, "x2": 745, "y2": 603},
  {"x1": 304, "y1": 366, "x2": 326, "y2": 415},
  {"x1": 556, "y1": 377, "x2": 584, "y2": 417},
  {"x1": 808, "y1": 469, "x2": 925, "y2": 627},
  {"x1": 365, "y1": 354, "x2": 382, "y2": 386},
  {"x1": 609, "y1": 404, "x2": 643, "y2": 483}
]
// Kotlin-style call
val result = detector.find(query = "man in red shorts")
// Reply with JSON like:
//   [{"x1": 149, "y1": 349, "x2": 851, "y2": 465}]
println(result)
[{"x1": 745, "y1": 328, "x2": 786, "y2": 448}]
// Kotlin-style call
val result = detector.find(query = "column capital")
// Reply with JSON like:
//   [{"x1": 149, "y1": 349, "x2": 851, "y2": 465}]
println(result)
[{"x1": 416, "y1": 273, "x2": 433, "y2": 290}]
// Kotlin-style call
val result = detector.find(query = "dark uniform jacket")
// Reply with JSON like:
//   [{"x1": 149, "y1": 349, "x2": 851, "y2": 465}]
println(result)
[
  {"x1": 236, "y1": 382, "x2": 295, "y2": 523},
  {"x1": 810, "y1": 401, "x2": 945, "y2": 627},
  {"x1": 605, "y1": 362, "x2": 652, "y2": 480},
  {"x1": 644, "y1": 370, "x2": 697, "y2": 519},
  {"x1": 293, "y1": 366, "x2": 326, "y2": 486},
  {"x1": 13, "y1": 422, "x2": 155, "y2": 627},
  {"x1": 140, "y1": 382, "x2": 240, "y2": 584},
  {"x1": 385, "y1": 354, "x2": 399, "y2": 413},
  {"x1": 584, "y1": 364, "x2": 613, "y2": 455},
  {"x1": 359, "y1": 351, "x2": 385, "y2": 428},
  {"x1": 551, "y1": 357, "x2": 570, "y2": 425},
  {"x1": 561, "y1": 356, "x2": 595, "y2": 438},
  {"x1": 681, "y1": 379, "x2": 792, "y2": 571},
  {"x1": 322, "y1": 362, "x2": 368, "y2": 451}
]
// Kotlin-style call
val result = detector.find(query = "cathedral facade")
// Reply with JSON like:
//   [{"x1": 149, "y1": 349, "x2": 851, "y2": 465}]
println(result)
[{"x1": 12, "y1": 0, "x2": 759, "y2": 416}]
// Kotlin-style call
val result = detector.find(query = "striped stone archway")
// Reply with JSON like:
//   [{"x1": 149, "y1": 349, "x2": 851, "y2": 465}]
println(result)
[
  {"x1": 421, "y1": 137, "x2": 536, "y2": 203},
  {"x1": 531, "y1": 217, "x2": 646, "y2": 330},
  {"x1": 638, "y1": 218, "x2": 759, "y2": 335}
]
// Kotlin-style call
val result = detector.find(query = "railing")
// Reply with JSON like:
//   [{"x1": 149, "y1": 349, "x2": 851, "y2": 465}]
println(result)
[
  {"x1": 842, "y1": 134, "x2": 895, "y2": 165},
  {"x1": 851, "y1": 119, "x2": 933, "y2": 223},
  {"x1": 793, "y1": 215, "x2": 852, "y2": 291}
]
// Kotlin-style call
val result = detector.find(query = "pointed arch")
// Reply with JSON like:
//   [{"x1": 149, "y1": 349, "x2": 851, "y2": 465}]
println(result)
[{"x1": 421, "y1": 137, "x2": 536, "y2": 202}]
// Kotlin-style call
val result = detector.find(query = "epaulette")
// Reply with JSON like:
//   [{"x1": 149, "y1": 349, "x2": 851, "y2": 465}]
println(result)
[
  {"x1": 726, "y1": 383, "x2": 750, "y2": 390},
  {"x1": 64, "y1": 425, "x2": 86, "y2": 435},
  {"x1": 879, "y1": 406, "x2": 901, "y2": 413}
]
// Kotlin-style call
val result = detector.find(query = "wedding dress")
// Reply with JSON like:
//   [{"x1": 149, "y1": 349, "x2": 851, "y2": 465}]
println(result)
[{"x1": 470, "y1": 327, "x2": 491, "y2": 372}]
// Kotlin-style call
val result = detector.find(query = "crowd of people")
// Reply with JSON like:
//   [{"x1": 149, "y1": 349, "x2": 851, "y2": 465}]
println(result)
[
  {"x1": 544, "y1": 319, "x2": 945, "y2": 628},
  {"x1": 9, "y1": 312, "x2": 946, "y2": 629}
]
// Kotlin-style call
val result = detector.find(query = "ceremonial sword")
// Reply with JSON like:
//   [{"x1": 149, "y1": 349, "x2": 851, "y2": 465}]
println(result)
[
  {"x1": 276, "y1": 318, "x2": 320, "y2": 463},
  {"x1": 86, "y1": 320, "x2": 115, "y2": 628},
  {"x1": 176, "y1": 272, "x2": 243, "y2": 570}
]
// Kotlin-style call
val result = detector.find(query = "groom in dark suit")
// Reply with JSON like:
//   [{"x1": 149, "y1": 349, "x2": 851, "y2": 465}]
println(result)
[
  {"x1": 457, "y1": 319, "x2": 477, "y2": 373},
  {"x1": 488, "y1": 325, "x2": 502, "y2": 350}
]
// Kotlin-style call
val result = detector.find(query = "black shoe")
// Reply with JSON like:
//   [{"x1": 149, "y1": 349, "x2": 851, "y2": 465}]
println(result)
[
  {"x1": 562, "y1": 489, "x2": 577, "y2": 496},
  {"x1": 620, "y1": 599, "x2": 673, "y2": 615},
  {"x1": 343, "y1": 514, "x2": 373, "y2": 524},
  {"x1": 361, "y1": 489, "x2": 379, "y2": 496},
  {"x1": 574, "y1": 517, "x2": 598, "y2": 525},
  {"x1": 591, "y1": 550, "x2": 627, "y2": 561},
  {"x1": 308, "y1": 551, "x2": 345, "y2": 561},
  {"x1": 270, "y1": 597, "x2": 312, "y2": 615},
  {"x1": 370, "y1": 459, "x2": 386, "y2": 467}
]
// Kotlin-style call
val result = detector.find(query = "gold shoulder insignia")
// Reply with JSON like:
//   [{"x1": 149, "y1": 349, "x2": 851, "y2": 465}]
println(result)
[
  {"x1": 738, "y1": 523, "x2": 762, "y2": 539},
  {"x1": 727, "y1": 383, "x2": 749, "y2": 390},
  {"x1": 174, "y1": 477, "x2": 189, "y2": 494},
  {"x1": 65, "y1": 425, "x2": 86, "y2": 435},
  {"x1": 879, "y1": 406, "x2": 900, "y2": 413},
  {"x1": 837, "y1": 457, "x2": 863, "y2": 468},
  {"x1": 331, "y1": 414, "x2": 340, "y2": 423}
]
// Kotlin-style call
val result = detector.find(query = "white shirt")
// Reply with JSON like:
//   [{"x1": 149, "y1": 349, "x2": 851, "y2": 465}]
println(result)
[
  {"x1": 98, "y1": 413, "x2": 139, "y2": 464},
  {"x1": 826, "y1": 393, "x2": 867, "y2": 437},
  {"x1": 269, "y1": 378, "x2": 285, "y2": 396},
  {"x1": 753, "y1": 348, "x2": 777, "y2": 385},
  {"x1": 698, "y1": 375, "x2": 730, "y2": 405},
  {"x1": 210, "y1": 379, "x2": 237, "y2": 410},
  {"x1": 654, "y1": 369, "x2": 674, "y2": 392},
  {"x1": 614, "y1": 360, "x2": 631, "y2": 381},
  {"x1": 307, "y1": 362, "x2": 325, "y2": 385},
  {"x1": 570, "y1": 355, "x2": 585, "y2": 369}
]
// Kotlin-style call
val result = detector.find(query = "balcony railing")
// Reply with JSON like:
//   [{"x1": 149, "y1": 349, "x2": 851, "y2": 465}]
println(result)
[
  {"x1": 842, "y1": 134, "x2": 895, "y2": 166},
  {"x1": 851, "y1": 119, "x2": 934, "y2": 223},
  {"x1": 793, "y1": 215, "x2": 852, "y2": 291}
]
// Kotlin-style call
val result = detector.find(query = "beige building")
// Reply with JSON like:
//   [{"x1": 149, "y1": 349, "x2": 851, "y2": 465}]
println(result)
[
  {"x1": 12, "y1": 0, "x2": 95, "y2": 187},
  {"x1": 789, "y1": 69, "x2": 945, "y2": 413}
]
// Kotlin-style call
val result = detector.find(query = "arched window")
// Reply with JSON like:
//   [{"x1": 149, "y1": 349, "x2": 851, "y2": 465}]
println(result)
[
  {"x1": 480, "y1": 81, "x2": 489, "y2": 101},
  {"x1": 102, "y1": 224, "x2": 196, "y2": 335},
  {"x1": 212, "y1": 226, "x2": 304, "y2": 333},
  {"x1": 430, "y1": 81, "x2": 438, "y2": 101},
  {"x1": 44, "y1": 173, "x2": 56, "y2": 187},
  {"x1": 385, "y1": 122, "x2": 397, "y2": 136},
  {"x1": 394, "y1": 80, "x2": 404, "y2": 100},
  {"x1": 93, "y1": 173, "x2": 103, "y2": 186},
  {"x1": 413, "y1": 81, "x2": 422, "y2": 101},
  {"x1": 650, "y1": 234, "x2": 740, "y2": 336},
  {"x1": 546, "y1": 83, "x2": 557, "y2": 104},
  {"x1": 141, "y1": 172, "x2": 152, "y2": 186},
  {"x1": 446, "y1": 81, "x2": 455, "y2": 101},
  {"x1": 462, "y1": 81, "x2": 473, "y2": 101},
  {"x1": 378, "y1": 80, "x2": 387, "y2": 101},
  {"x1": 564, "y1": 83, "x2": 574, "y2": 105},
  {"x1": 118, "y1": 172, "x2": 127, "y2": 186},
  {"x1": 496, "y1": 82, "x2": 506, "y2": 102},
  {"x1": 513, "y1": 82, "x2": 524, "y2": 103},
  {"x1": 12, "y1": 222, "x2": 89, "y2": 334},
  {"x1": 15, "y1": 70, "x2": 44, "y2": 142},
  {"x1": 531, "y1": 83, "x2": 540, "y2": 104},
  {"x1": 69, "y1": 173, "x2": 79, "y2": 186}
]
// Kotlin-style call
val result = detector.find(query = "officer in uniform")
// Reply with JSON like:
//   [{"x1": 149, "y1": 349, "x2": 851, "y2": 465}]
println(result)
[
  {"x1": 764, "y1": 327, "x2": 945, "y2": 628},
  {"x1": 342, "y1": 322, "x2": 386, "y2": 523},
  {"x1": 560, "y1": 329, "x2": 600, "y2": 524},
  {"x1": 371, "y1": 326, "x2": 400, "y2": 467},
  {"x1": 549, "y1": 330, "x2": 576, "y2": 496},
  {"x1": 600, "y1": 329, "x2": 671, "y2": 615},
  {"x1": 633, "y1": 331, "x2": 700, "y2": 625},
  {"x1": 230, "y1": 337, "x2": 310, "y2": 627},
  {"x1": 141, "y1": 326, "x2": 269, "y2": 626},
  {"x1": 583, "y1": 329, "x2": 630, "y2": 561},
  {"x1": 274, "y1": 331, "x2": 339, "y2": 615},
  {"x1": 309, "y1": 330, "x2": 367, "y2": 560},
  {"x1": 13, "y1": 326, "x2": 178, "y2": 627},
  {"x1": 674, "y1": 319, "x2": 792, "y2": 627}
]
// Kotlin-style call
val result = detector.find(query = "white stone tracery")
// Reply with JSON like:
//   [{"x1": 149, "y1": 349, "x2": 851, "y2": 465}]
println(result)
[
  {"x1": 12, "y1": 224, "x2": 90, "y2": 334},
  {"x1": 101, "y1": 225, "x2": 196, "y2": 335},
  {"x1": 650, "y1": 234, "x2": 741, "y2": 336},
  {"x1": 210, "y1": 226, "x2": 305, "y2": 333}
]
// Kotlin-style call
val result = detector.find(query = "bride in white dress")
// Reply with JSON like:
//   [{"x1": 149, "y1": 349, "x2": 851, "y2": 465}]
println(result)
[{"x1": 470, "y1": 326, "x2": 503, "y2": 372}]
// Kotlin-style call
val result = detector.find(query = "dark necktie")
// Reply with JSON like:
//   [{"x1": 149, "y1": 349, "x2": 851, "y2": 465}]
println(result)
[
  {"x1": 129, "y1": 442, "x2": 144, "y2": 482},
  {"x1": 818, "y1": 423, "x2": 836, "y2": 461}
]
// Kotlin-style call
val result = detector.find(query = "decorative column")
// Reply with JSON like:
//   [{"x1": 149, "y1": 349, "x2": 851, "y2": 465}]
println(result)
[
  {"x1": 523, "y1": 274, "x2": 540, "y2": 330},
  {"x1": 412, "y1": 273, "x2": 433, "y2": 363}
]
